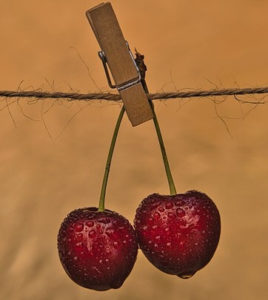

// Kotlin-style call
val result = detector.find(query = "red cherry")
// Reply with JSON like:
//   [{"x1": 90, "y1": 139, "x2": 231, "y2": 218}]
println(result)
[
  {"x1": 134, "y1": 190, "x2": 221, "y2": 278},
  {"x1": 57, "y1": 208, "x2": 138, "y2": 291}
]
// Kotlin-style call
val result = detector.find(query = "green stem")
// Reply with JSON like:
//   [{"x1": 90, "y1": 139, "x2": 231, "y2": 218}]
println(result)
[
  {"x1": 98, "y1": 106, "x2": 125, "y2": 212},
  {"x1": 150, "y1": 101, "x2": 177, "y2": 195},
  {"x1": 142, "y1": 81, "x2": 176, "y2": 195}
]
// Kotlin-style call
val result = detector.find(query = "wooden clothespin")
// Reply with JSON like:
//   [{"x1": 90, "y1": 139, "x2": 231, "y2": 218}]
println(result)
[{"x1": 86, "y1": 2, "x2": 153, "y2": 126}]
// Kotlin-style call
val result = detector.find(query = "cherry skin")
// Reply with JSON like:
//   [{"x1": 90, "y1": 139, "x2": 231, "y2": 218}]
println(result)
[
  {"x1": 57, "y1": 208, "x2": 138, "y2": 291},
  {"x1": 134, "y1": 190, "x2": 221, "y2": 278}
]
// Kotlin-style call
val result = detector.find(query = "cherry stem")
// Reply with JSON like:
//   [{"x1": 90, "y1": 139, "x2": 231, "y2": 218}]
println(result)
[
  {"x1": 150, "y1": 101, "x2": 177, "y2": 195},
  {"x1": 142, "y1": 80, "x2": 177, "y2": 195},
  {"x1": 98, "y1": 106, "x2": 125, "y2": 212}
]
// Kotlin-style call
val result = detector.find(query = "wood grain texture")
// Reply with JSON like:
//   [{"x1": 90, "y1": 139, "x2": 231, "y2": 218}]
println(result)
[
  {"x1": 86, "y1": 2, "x2": 153, "y2": 126},
  {"x1": 86, "y1": 2, "x2": 138, "y2": 85},
  {"x1": 119, "y1": 83, "x2": 153, "y2": 126}
]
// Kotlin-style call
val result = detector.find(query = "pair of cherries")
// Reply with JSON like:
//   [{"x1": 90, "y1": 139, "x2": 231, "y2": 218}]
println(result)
[
  {"x1": 57, "y1": 52, "x2": 221, "y2": 291},
  {"x1": 57, "y1": 190, "x2": 220, "y2": 291}
]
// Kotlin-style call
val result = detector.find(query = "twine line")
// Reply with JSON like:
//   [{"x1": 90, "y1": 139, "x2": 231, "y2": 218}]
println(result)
[{"x1": 0, "y1": 86, "x2": 268, "y2": 103}]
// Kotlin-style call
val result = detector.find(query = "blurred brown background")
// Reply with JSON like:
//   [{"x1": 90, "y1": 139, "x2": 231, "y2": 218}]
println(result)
[{"x1": 1, "y1": 0, "x2": 268, "y2": 299}]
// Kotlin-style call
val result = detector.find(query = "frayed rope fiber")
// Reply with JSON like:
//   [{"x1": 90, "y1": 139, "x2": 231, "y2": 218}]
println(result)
[{"x1": 1, "y1": 86, "x2": 268, "y2": 102}]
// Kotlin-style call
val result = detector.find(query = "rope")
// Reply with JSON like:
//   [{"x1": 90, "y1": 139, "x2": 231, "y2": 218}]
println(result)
[{"x1": 0, "y1": 86, "x2": 268, "y2": 102}]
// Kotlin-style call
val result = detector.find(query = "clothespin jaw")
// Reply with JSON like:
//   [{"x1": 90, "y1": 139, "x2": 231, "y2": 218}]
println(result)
[{"x1": 86, "y1": 2, "x2": 153, "y2": 126}]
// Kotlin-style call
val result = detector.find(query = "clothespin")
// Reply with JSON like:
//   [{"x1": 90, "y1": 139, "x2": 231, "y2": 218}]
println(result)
[{"x1": 86, "y1": 2, "x2": 153, "y2": 126}]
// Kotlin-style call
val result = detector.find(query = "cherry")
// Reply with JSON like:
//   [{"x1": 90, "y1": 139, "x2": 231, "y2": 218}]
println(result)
[
  {"x1": 134, "y1": 190, "x2": 221, "y2": 278},
  {"x1": 57, "y1": 208, "x2": 138, "y2": 291}
]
